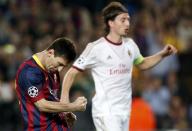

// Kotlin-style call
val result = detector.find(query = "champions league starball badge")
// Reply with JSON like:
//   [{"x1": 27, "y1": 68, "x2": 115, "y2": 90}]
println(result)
[
  {"x1": 77, "y1": 57, "x2": 85, "y2": 65},
  {"x1": 28, "y1": 86, "x2": 38, "y2": 98}
]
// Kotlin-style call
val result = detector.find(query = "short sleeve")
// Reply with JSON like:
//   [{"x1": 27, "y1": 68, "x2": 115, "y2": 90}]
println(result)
[
  {"x1": 131, "y1": 39, "x2": 144, "y2": 65},
  {"x1": 73, "y1": 43, "x2": 98, "y2": 70},
  {"x1": 18, "y1": 66, "x2": 45, "y2": 102}
]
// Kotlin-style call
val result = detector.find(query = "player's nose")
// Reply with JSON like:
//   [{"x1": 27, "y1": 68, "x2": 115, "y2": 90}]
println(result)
[{"x1": 125, "y1": 21, "x2": 130, "y2": 27}]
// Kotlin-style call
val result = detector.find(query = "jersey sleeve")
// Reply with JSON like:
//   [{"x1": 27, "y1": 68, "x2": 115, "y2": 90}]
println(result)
[
  {"x1": 18, "y1": 66, "x2": 45, "y2": 102},
  {"x1": 73, "y1": 43, "x2": 98, "y2": 71},
  {"x1": 131, "y1": 39, "x2": 144, "y2": 65}
]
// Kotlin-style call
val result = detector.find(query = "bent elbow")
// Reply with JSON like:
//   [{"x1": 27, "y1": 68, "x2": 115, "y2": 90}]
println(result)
[{"x1": 35, "y1": 99, "x2": 49, "y2": 112}]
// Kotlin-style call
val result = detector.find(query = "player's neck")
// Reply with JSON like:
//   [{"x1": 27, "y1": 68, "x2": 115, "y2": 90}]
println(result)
[
  {"x1": 106, "y1": 32, "x2": 122, "y2": 44},
  {"x1": 35, "y1": 51, "x2": 46, "y2": 68}
]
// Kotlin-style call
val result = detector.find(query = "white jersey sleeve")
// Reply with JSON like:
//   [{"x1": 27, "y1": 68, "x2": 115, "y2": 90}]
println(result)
[
  {"x1": 130, "y1": 39, "x2": 144, "y2": 65},
  {"x1": 73, "y1": 43, "x2": 98, "y2": 70}
]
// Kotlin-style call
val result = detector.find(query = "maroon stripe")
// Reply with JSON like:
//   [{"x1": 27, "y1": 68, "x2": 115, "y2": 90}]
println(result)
[
  {"x1": 104, "y1": 36, "x2": 122, "y2": 46},
  {"x1": 72, "y1": 66, "x2": 84, "y2": 72},
  {"x1": 40, "y1": 113, "x2": 47, "y2": 131},
  {"x1": 61, "y1": 124, "x2": 67, "y2": 131},
  {"x1": 15, "y1": 82, "x2": 25, "y2": 130},
  {"x1": 50, "y1": 120, "x2": 58, "y2": 131}
]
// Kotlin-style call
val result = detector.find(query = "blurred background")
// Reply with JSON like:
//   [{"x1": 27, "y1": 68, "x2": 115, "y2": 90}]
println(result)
[{"x1": 0, "y1": 0, "x2": 191, "y2": 131}]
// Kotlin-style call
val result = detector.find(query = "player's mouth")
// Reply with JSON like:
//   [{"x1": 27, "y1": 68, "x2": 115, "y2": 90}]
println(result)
[{"x1": 125, "y1": 28, "x2": 129, "y2": 32}]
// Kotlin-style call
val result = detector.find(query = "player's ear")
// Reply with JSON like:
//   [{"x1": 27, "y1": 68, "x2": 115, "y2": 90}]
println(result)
[
  {"x1": 47, "y1": 49, "x2": 55, "y2": 57},
  {"x1": 108, "y1": 20, "x2": 114, "y2": 28}
]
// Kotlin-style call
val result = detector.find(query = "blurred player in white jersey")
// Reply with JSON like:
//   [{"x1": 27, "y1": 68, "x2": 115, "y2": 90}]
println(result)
[{"x1": 60, "y1": 2, "x2": 177, "y2": 131}]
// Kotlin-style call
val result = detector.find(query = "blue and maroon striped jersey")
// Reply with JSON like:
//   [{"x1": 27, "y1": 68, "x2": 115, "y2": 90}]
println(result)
[{"x1": 15, "y1": 56, "x2": 70, "y2": 131}]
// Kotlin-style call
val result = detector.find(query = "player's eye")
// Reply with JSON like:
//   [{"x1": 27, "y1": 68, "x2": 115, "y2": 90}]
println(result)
[
  {"x1": 58, "y1": 62, "x2": 64, "y2": 67},
  {"x1": 121, "y1": 18, "x2": 126, "y2": 22}
]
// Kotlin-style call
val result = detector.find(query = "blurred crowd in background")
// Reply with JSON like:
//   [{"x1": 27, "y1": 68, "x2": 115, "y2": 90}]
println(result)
[{"x1": 0, "y1": 0, "x2": 191, "y2": 131}]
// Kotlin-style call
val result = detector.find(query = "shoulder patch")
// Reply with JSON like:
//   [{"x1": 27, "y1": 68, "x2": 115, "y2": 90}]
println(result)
[{"x1": 28, "y1": 86, "x2": 38, "y2": 98}]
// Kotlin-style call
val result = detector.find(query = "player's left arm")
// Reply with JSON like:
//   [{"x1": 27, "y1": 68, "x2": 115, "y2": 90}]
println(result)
[{"x1": 136, "y1": 44, "x2": 177, "y2": 70}]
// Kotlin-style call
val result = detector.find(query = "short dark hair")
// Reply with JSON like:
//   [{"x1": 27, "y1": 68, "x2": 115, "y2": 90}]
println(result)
[
  {"x1": 47, "y1": 37, "x2": 76, "y2": 63},
  {"x1": 102, "y1": 2, "x2": 128, "y2": 34}
]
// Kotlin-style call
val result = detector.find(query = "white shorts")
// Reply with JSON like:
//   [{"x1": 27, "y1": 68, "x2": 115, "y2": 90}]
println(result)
[{"x1": 93, "y1": 115, "x2": 130, "y2": 131}]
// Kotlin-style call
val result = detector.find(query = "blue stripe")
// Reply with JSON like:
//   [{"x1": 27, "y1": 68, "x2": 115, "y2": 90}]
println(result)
[
  {"x1": 33, "y1": 106, "x2": 41, "y2": 131},
  {"x1": 46, "y1": 116, "x2": 53, "y2": 131},
  {"x1": 21, "y1": 95, "x2": 29, "y2": 131},
  {"x1": 56, "y1": 124, "x2": 61, "y2": 131}
]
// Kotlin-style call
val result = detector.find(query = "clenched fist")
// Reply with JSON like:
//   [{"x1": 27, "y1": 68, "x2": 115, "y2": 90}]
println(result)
[
  {"x1": 73, "y1": 96, "x2": 87, "y2": 111},
  {"x1": 160, "y1": 44, "x2": 177, "y2": 57}
]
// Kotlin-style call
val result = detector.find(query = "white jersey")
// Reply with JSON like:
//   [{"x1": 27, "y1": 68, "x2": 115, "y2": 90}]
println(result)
[{"x1": 73, "y1": 37, "x2": 144, "y2": 117}]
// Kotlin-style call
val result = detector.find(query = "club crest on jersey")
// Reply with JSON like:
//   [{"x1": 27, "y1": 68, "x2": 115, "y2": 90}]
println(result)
[
  {"x1": 128, "y1": 50, "x2": 132, "y2": 57},
  {"x1": 77, "y1": 57, "x2": 85, "y2": 65},
  {"x1": 28, "y1": 86, "x2": 38, "y2": 98}
]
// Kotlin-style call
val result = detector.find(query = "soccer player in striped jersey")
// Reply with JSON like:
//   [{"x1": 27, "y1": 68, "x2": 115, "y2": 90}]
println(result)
[
  {"x1": 15, "y1": 37, "x2": 87, "y2": 131},
  {"x1": 60, "y1": 2, "x2": 177, "y2": 131}
]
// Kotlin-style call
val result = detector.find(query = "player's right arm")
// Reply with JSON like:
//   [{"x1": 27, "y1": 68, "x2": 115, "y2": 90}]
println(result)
[
  {"x1": 34, "y1": 96, "x2": 87, "y2": 112},
  {"x1": 60, "y1": 67, "x2": 80, "y2": 103}
]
